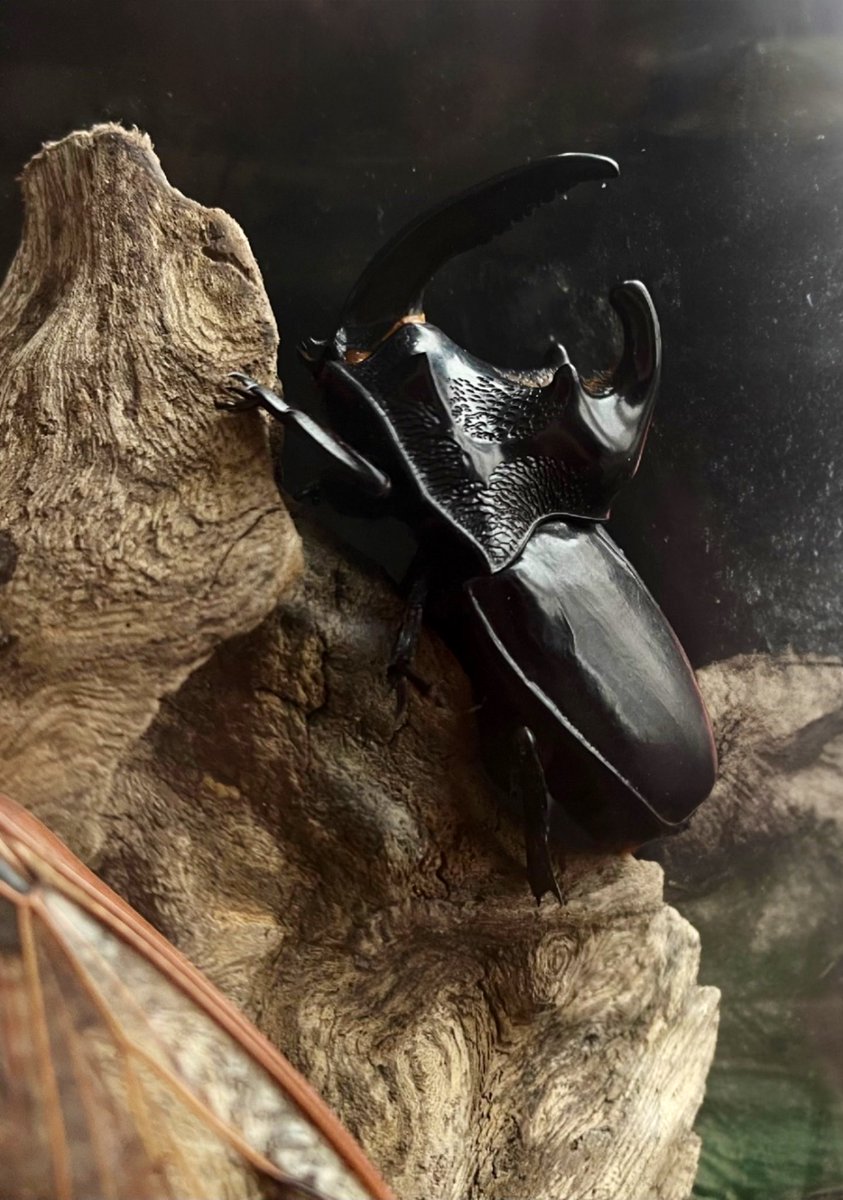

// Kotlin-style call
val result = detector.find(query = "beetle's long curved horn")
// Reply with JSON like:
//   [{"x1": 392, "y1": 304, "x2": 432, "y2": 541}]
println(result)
[{"x1": 336, "y1": 153, "x2": 619, "y2": 349}]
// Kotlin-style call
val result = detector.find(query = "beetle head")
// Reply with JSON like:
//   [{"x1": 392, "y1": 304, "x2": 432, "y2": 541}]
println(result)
[
  {"x1": 296, "y1": 157, "x2": 662, "y2": 570},
  {"x1": 298, "y1": 154, "x2": 659, "y2": 436}
]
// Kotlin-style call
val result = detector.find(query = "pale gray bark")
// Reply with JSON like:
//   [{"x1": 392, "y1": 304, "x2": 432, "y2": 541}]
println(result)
[{"x1": 658, "y1": 652, "x2": 843, "y2": 882}]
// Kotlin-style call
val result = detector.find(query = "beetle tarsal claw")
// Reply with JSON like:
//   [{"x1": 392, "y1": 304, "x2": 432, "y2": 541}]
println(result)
[
  {"x1": 216, "y1": 373, "x2": 263, "y2": 412},
  {"x1": 215, "y1": 395, "x2": 259, "y2": 413},
  {"x1": 228, "y1": 370, "x2": 260, "y2": 388}
]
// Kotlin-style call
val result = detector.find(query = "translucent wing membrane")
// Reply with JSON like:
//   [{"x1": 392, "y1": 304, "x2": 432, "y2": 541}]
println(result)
[{"x1": 0, "y1": 795, "x2": 393, "y2": 1200}]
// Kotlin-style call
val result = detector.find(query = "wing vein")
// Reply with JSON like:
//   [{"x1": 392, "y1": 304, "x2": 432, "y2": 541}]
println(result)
[
  {"x1": 39, "y1": 933, "x2": 125, "y2": 1200},
  {"x1": 35, "y1": 901, "x2": 295, "y2": 1188},
  {"x1": 19, "y1": 902, "x2": 74, "y2": 1200}
]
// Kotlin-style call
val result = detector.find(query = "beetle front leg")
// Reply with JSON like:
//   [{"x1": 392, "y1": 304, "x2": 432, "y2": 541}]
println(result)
[
  {"x1": 512, "y1": 726, "x2": 564, "y2": 904},
  {"x1": 218, "y1": 373, "x2": 392, "y2": 500}
]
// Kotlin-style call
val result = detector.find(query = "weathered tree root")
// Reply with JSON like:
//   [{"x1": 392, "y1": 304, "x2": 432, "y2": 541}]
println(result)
[{"x1": 0, "y1": 125, "x2": 719, "y2": 1200}]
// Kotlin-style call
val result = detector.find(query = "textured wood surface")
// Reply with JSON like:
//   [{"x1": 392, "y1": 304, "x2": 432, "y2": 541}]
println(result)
[
  {"x1": 111, "y1": 524, "x2": 720, "y2": 1200},
  {"x1": 0, "y1": 125, "x2": 719, "y2": 1200},
  {"x1": 657, "y1": 652, "x2": 843, "y2": 882},
  {"x1": 0, "y1": 124, "x2": 300, "y2": 847}
]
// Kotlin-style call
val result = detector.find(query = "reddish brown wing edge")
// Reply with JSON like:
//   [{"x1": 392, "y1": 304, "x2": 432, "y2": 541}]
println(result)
[{"x1": 0, "y1": 793, "x2": 397, "y2": 1200}]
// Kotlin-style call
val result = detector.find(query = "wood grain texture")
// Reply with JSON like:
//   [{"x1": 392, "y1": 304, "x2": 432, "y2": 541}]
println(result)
[
  {"x1": 108, "y1": 521, "x2": 720, "y2": 1200},
  {"x1": 0, "y1": 125, "x2": 720, "y2": 1200},
  {"x1": 0, "y1": 124, "x2": 300, "y2": 844},
  {"x1": 655, "y1": 652, "x2": 843, "y2": 883}
]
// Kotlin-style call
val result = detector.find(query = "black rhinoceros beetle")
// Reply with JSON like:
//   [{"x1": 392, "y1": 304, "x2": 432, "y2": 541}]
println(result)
[{"x1": 220, "y1": 154, "x2": 717, "y2": 901}]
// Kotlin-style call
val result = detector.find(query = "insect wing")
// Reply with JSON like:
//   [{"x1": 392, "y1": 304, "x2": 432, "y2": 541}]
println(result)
[{"x1": 0, "y1": 795, "x2": 394, "y2": 1200}]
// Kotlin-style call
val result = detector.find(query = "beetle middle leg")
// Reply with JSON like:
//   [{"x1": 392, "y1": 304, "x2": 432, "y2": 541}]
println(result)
[
  {"x1": 387, "y1": 558, "x2": 431, "y2": 719},
  {"x1": 512, "y1": 726, "x2": 564, "y2": 904}
]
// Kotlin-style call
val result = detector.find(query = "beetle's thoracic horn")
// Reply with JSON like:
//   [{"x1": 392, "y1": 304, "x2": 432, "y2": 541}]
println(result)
[
  {"x1": 606, "y1": 281, "x2": 661, "y2": 471},
  {"x1": 558, "y1": 280, "x2": 661, "y2": 476},
  {"x1": 608, "y1": 280, "x2": 661, "y2": 414},
  {"x1": 336, "y1": 153, "x2": 619, "y2": 350}
]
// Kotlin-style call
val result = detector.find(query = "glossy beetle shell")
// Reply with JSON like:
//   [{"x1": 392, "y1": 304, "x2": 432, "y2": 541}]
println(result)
[
  {"x1": 459, "y1": 521, "x2": 717, "y2": 848},
  {"x1": 322, "y1": 280, "x2": 660, "y2": 575}
]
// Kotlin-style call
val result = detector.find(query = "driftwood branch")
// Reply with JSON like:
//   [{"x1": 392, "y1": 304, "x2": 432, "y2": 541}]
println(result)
[
  {"x1": 0, "y1": 125, "x2": 719, "y2": 1200},
  {"x1": 0, "y1": 123, "x2": 300, "y2": 840},
  {"x1": 655, "y1": 651, "x2": 843, "y2": 886}
]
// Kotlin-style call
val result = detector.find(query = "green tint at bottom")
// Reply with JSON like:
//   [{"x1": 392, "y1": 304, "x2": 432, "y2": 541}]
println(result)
[{"x1": 672, "y1": 824, "x2": 843, "y2": 1200}]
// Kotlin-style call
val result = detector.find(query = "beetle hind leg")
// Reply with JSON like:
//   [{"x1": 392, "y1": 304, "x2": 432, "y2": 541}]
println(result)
[{"x1": 512, "y1": 726, "x2": 564, "y2": 904}]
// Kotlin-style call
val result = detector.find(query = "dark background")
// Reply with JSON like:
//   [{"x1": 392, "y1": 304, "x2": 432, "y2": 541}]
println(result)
[{"x1": 2, "y1": 0, "x2": 843, "y2": 667}]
